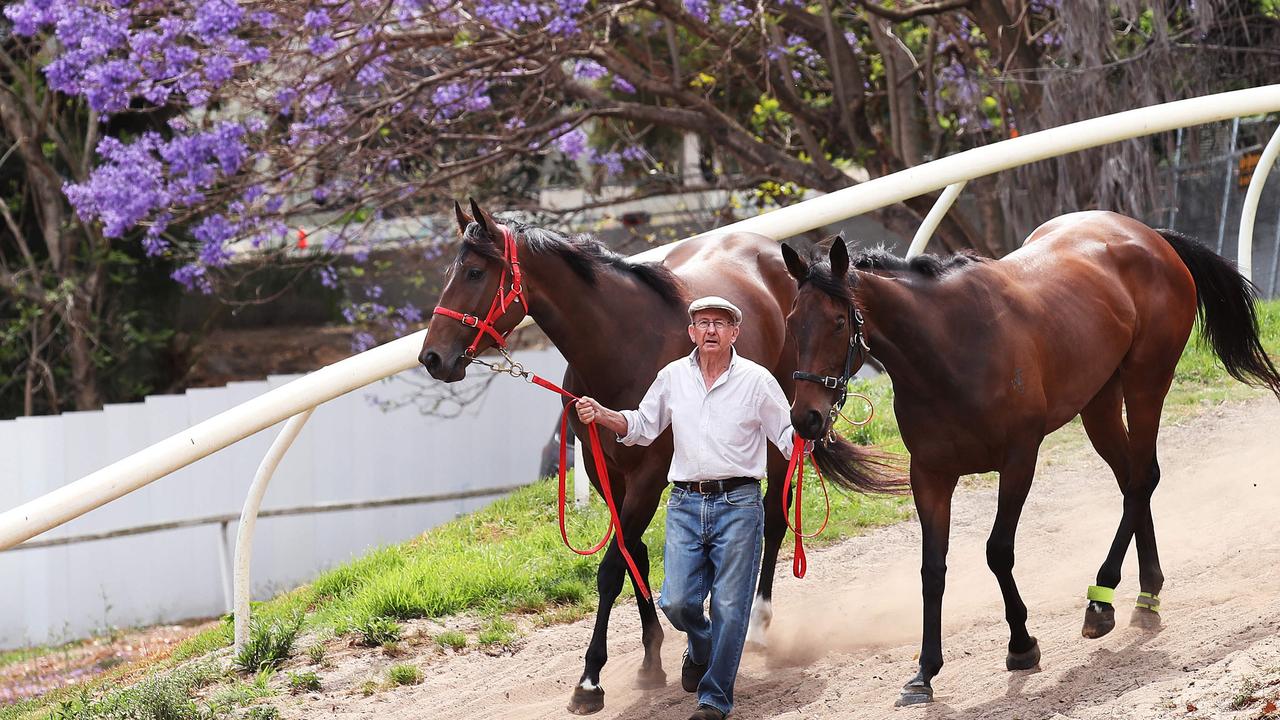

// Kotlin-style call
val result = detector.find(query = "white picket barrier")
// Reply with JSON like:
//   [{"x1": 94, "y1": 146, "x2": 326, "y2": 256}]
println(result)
[{"x1": 2, "y1": 85, "x2": 1279, "y2": 650}]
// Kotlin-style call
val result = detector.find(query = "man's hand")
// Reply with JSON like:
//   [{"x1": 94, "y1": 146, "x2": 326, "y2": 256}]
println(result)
[
  {"x1": 576, "y1": 396, "x2": 603, "y2": 424},
  {"x1": 575, "y1": 396, "x2": 628, "y2": 435}
]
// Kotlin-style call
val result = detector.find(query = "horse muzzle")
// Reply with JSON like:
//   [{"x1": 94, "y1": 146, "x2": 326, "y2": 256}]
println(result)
[
  {"x1": 791, "y1": 408, "x2": 827, "y2": 441},
  {"x1": 419, "y1": 348, "x2": 468, "y2": 382}
]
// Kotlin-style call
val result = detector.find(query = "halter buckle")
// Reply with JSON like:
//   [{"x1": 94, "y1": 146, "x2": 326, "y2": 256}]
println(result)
[
  {"x1": 461, "y1": 314, "x2": 479, "y2": 327},
  {"x1": 822, "y1": 376, "x2": 839, "y2": 389}
]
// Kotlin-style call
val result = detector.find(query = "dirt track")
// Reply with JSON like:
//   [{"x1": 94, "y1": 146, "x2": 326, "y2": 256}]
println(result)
[{"x1": 275, "y1": 397, "x2": 1280, "y2": 720}]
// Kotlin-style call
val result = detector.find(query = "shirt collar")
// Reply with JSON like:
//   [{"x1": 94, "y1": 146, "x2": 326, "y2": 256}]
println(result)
[{"x1": 688, "y1": 345, "x2": 738, "y2": 369}]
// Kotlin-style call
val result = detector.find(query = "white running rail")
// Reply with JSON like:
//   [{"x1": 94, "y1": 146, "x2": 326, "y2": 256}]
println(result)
[{"x1": 3, "y1": 85, "x2": 1279, "y2": 650}]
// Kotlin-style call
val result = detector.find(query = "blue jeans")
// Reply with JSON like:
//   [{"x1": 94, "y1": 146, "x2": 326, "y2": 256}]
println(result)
[{"x1": 658, "y1": 482, "x2": 764, "y2": 715}]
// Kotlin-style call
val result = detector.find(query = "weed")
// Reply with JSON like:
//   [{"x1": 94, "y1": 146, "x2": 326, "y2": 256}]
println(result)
[
  {"x1": 1232, "y1": 677, "x2": 1262, "y2": 710},
  {"x1": 246, "y1": 706, "x2": 280, "y2": 720},
  {"x1": 233, "y1": 615, "x2": 302, "y2": 673},
  {"x1": 359, "y1": 680, "x2": 378, "y2": 697},
  {"x1": 435, "y1": 631, "x2": 467, "y2": 650},
  {"x1": 48, "y1": 661, "x2": 219, "y2": 719},
  {"x1": 478, "y1": 618, "x2": 517, "y2": 647},
  {"x1": 380, "y1": 641, "x2": 404, "y2": 657},
  {"x1": 355, "y1": 616, "x2": 401, "y2": 647},
  {"x1": 306, "y1": 643, "x2": 326, "y2": 665},
  {"x1": 387, "y1": 664, "x2": 423, "y2": 686},
  {"x1": 287, "y1": 671, "x2": 321, "y2": 695}
]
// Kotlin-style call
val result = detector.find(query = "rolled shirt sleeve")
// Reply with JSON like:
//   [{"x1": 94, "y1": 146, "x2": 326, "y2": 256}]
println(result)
[
  {"x1": 757, "y1": 373, "x2": 795, "y2": 457},
  {"x1": 618, "y1": 368, "x2": 673, "y2": 446}
]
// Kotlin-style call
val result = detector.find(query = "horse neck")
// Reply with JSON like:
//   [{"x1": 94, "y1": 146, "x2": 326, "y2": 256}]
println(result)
[
  {"x1": 855, "y1": 271, "x2": 963, "y2": 393},
  {"x1": 522, "y1": 247, "x2": 679, "y2": 402}
]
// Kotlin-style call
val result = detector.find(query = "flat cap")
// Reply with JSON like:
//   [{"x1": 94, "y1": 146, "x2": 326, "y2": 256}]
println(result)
[{"x1": 687, "y1": 296, "x2": 742, "y2": 324}]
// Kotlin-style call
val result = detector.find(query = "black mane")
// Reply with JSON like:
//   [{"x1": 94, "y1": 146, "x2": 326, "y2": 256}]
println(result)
[
  {"x1": 461, "y1": 219, "x2": 685, "y2": 307},
  {"x1": 803, "y1": 241, "x2": 987, "y2": 304}
]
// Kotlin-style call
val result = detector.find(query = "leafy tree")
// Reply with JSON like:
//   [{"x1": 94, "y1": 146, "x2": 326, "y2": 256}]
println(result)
[{"x1": 3, "y1": 0, "x2": 1278, "y2": 397}]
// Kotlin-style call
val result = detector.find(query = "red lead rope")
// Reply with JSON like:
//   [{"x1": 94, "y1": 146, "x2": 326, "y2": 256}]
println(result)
[
  {"x1": 781, "y1": 434, "x2": 832, "y2": 579},
  {"x1": 529, "y1": 373, "x2": 651, "y2": 602}
]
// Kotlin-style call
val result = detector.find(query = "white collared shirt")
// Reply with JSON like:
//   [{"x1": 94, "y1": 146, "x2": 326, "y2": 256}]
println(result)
[{"x1": 619, "y1": 348, "x2": 795, "y2": 483}]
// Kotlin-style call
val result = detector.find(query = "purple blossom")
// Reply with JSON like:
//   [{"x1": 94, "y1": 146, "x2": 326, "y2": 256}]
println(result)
[
  {"x1": 612, "y1": 76, "x2": 635, "y2": 94},
  {"x1": 719, "y1": 2, "x2": 751, "y2": 27},
  {"x1": 556, "y1": 128, "x2": 588, "y2": 159},
  {"x1": 172, "y1": 264, "x2": 212, "y2": 294},
  {"x1": 683, "y1": 0, "x2": 710, "y2": 23},
  {"x1": 573, "y1": 59, "x2": 607, "y2": 81},
  {"x1": 589, "y1": 149, "x2": 623, "y2": 177},
  {"x1": 193, "y1": 0, "x2": 244, "y2": 38},
  {"x1": 303, "y1": 10, "x2": 331, "y2": 30}
]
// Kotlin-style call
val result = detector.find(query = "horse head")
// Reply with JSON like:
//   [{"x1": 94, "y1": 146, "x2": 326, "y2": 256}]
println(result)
[
  {"x1": 419, "y1": 198, "x2": 530, "y2": 381},
  {"x1": 782, "y1": 236, "x2": 867, "y2": 440}
]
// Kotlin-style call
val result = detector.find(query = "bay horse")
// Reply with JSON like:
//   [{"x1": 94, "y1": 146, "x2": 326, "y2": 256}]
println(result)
[
  {"x1": 780, "y1": 210, "x2": 1280, "y2": 706},
  {"x1": 419, "y1": 200, "x2": 904, "y2": 714}
]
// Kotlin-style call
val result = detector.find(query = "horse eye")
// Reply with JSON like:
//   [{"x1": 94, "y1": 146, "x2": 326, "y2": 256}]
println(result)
[
  {"x1": 834, "y1": 315, "x2": 847, "y2": 329},
  {"x1": 466, "y1": 267, "x2": 484, "y2": 281}
]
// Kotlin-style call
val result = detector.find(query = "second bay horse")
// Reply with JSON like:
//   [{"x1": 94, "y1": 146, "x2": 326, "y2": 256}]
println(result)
[{"x1": 781, "y1": 211, "x2": 1280, "y2": 706}]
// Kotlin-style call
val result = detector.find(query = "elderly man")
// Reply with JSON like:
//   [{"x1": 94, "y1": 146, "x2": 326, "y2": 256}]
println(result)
[{"x1": 576, "y1": 296, "x2": 794, "y2": 720}]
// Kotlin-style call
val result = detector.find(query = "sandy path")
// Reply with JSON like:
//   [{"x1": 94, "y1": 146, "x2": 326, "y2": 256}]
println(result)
[{"x1": 275, "y1": 397, "x2": 1280, "y2": 720}]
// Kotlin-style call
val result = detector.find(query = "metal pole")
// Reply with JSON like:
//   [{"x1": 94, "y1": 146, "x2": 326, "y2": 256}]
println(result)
[
  {"x1": 1168, "y1": 127, "x2": 1184, "y2": 227},
  {"x1": 1216, "y1": 117, "x2": 1241, "y2": 255},
  {"x1": 217, "y1": 521, "x2": 233, "y2": 613},
  {"x1": 573, "y1": 437, "x2": 589, "y2": 508},
  {"x1": 233, "y1": 409, "x2": 314, "y2": 650},
  {"x1": 1269, "y1": 201, "x2": 1280, "y2": 297},
  {"x1": 906, "y1": 181, "x2": 967, "y2": 258},
  {"x1": 1237, "y1": 122, "x2": 1280, "y2": 281}
]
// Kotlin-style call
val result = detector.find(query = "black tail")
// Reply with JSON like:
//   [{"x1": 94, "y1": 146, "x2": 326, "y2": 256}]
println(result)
[
  {"x1": 1157, "y1": 229, "x2": 1280, "y2": 398},
  {"x1": 810, "y1": 436, "x2": 909, "y2": 495}
]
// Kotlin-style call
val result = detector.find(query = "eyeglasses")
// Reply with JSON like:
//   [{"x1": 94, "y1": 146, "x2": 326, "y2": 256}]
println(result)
[{"x1": 692, "y1": 319, "x2": 733, "y2": 330}]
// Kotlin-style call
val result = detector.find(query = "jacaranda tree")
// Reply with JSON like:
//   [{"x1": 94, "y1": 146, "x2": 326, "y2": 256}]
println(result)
[{"x1": 3, "y1": 1, "x2": 1277, "y2": 413}]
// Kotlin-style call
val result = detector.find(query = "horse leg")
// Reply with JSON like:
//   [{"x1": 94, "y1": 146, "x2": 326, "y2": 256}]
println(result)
[
  {"x1": 896, "y1": 466, "x2": 958, "y2": 707},
  {"x1": 569, "y1": 540, "x2": 626, "y2": 715},
  {"x1": 569, "y1": 473, "x2": 666, "y2": 713},
  {"x1": 1119, "y1": 377, "x2": 1171, "y2": 632},
  {"x1": 1078, "y1": 376, "x2": 1133, "y2": 639},
  {"x1": 987, "y1": 441, "x2": 1042, "y2": 671},
  {"x1": 746, "y1": 448, "x2": 789, "y2": 651},
  {"x1": 623, "y1": 480, "x2": 668, "y2": 688}
]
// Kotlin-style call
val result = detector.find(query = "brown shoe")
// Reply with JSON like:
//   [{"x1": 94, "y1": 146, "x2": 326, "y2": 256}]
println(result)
[
  {"x1": 688, "y1": 704, "x2": 726, "y2": 720},
  {"x1": 680, "y1": 651, "x2": 707, "y2": 693}
]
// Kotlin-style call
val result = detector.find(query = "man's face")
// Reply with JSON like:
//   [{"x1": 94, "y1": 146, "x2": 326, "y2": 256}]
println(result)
[{"x1": 688, "y1": 308, "x2": 740, "y2": 354}]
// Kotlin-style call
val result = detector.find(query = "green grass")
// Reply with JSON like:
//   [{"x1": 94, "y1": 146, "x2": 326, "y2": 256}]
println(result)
[
  {"x1": 434, "y1": 631, "x2": 467, "y2": 651},
  {"x1": 385, "y1": 665, "x2": 422, "y2": 687},
  {"x1": 6, "y1": 299, "x2": 1276, "y2": 720},
  {"x1": 285, "y1": 671, "x2": 320, "y2": 695},
  {"x1": 232, "y1": 615, "x2": 301, "y2": 674},
  {"x1": 477, "y1": 618, "x2": 517, "y2": 647},
  {"x1": 353, "y1": 617, "x2": 400, "y2": 647}
]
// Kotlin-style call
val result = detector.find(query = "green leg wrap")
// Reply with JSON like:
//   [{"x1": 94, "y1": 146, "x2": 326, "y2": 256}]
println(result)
[
  {"x1": 1135, "y1": 591, "x2": 1161, "y2": 612},
  {"x1": 1087, "y1": 585, "x2": 1116, "y2": 604}
]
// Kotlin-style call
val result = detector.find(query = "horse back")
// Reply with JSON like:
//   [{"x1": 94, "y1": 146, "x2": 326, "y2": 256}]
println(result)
[{"x1": 663, "y1": 232, "x2": 797, "y2": 375}]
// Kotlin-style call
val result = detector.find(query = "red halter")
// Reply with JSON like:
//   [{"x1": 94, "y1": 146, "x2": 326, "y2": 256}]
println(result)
[{"x1": 432, "y1": 224, "x2": 527, "y2": 355}]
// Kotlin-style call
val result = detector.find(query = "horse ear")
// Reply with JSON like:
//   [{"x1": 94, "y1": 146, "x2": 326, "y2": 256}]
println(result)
[
  {"x1": 829, "y1": 235, "x2": 850, "y2": 280},
  {"x1": 454, "y1": 200, "x2": 473, "y2": 233},
  {"x1": 469, "y1": 198, "x2": 501, "y2": 242},
  {"x1": 781, "y1": 242, "x2": 809, "y2": 282}
]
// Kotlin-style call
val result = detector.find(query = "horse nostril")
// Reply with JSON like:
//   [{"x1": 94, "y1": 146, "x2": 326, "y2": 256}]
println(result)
[
  {"x1": 802, "y1": 410, "x2": 823, "y2": 438},
  {"x1": 420, "y1": 350, "x2": 442, "y2": 372}
]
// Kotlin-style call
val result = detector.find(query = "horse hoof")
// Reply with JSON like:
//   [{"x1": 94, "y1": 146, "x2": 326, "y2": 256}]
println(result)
[
  {"x1": 895, "y1": 681, "x2": 934, "y2": 707},
  {"x1": 1006, "y1": 638, "x2": 1041, "y2": 671},
  {"x1": 1130, "y1": 606, "x2": 1162, "y2": 631},
  {"x1": 567, "y1": 685, "x2": 605, "y2": 715},
  {"x1": 635, "y1": 667, "x2": 667, "y2": 690},
  {"x1": 1081, "y1": 602, "x2": 1115, "y2": 639}
]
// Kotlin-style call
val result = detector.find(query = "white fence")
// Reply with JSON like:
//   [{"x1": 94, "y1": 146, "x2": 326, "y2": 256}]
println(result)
[
  {"x1": 0, "y1": 349, "x2": 566, "y2": 650},
  {"x1": 2, "y1": 85, "x2": 1280, "y2": 652}
]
